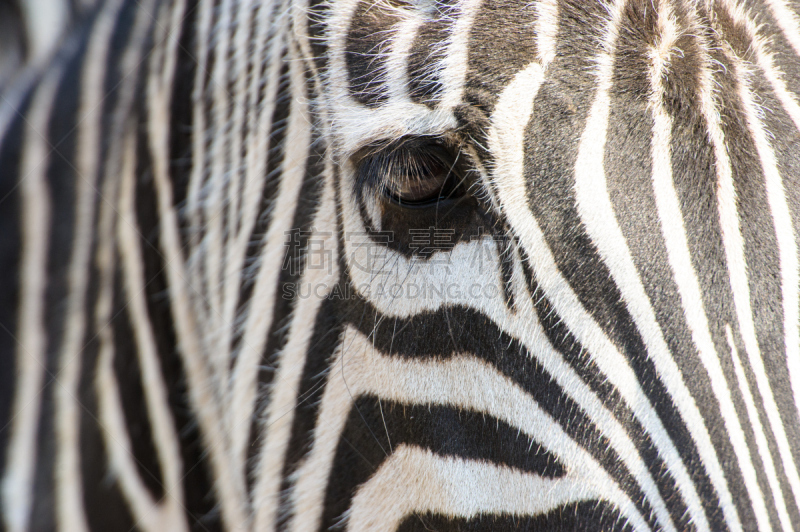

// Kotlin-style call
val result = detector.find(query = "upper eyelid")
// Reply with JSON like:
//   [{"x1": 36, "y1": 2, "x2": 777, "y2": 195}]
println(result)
[
  {"x1": 348, "y1": 129, "x2": 469, "y2": 163},
  {"x1": 352, "y1": 137, "x2": 458, "y2": 194},
  {"x1": 353, "y1": 139, "x2": 479, "y2": 206}
]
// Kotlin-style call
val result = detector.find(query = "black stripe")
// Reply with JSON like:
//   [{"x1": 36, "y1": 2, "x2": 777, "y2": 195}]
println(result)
[
  {"x1": 240, "y1": 49, "x2": 290, "y2": 495},
  {"x1": 167, "y1": 0, "x2": 198, "y2": 235},
  {"x1": 254, "y1": 122, "x2": 328, "y2": 515},
  {"x1": 260, "y1": 76, "x2": 327, "y2": 383},
  {"x1": 604, "y1": 6, "x2": 724, "y2": 530},
  {"x1": 517, "y1": 247, "x2": 696, "y2": 532},
  {"x1": 275, "y1": 295, "x2": 347, "y2": 530},
  {"x1": 344, "y1": 300, "x2": 660, "y2": 531},
  {"x1": 214, "y1": 0, "x2": 237, "y2": 268},
  {"x1": 111, "y1": 260, "x2": 165, "y2": 500},
  {"x1": 520, "y1": 1, "x2": 731, "y2": 530},
  {"x1": 133, "y1": 55, "x2": 221, "y2": 530},
  {"x1": 0, "y1": 88, "x2": 31, "y2": 503},
  {"x1": 0, "y1": 0, "x2": 26, "y2": 90},
  {"x1": 27, "y1": 21, "x2": 90, "y2": 532},
  {"x1": 266, "y1": 121, "x2": 334, "y2": 528},
  {"x1": 345, "y1": 0, "x2": 399, "y2": 107},
  {"x1": 307, "y1": 0, "x2": 331, "y2": 73},
  {"x1": 396, "y1": 500, "x2": 635, "y2": 532},
  {"x1": 321, "y1": 397, "x2": 566, "y2": 530},
  {"x1": 407, "y1": 1, "x2": 456, "y2": 107},
  {"x1": 497, "y1": 231, "x2": 515, "y2": 310},
  {"x1": 464, "y1": 0, "x2": 537, "y2": 112},
  {"x1": 79, "y1": 261, "x2": 137, "y2": 532}
]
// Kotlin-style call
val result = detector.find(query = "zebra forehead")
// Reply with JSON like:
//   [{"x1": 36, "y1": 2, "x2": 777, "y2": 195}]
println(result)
[
  {"x1": 322, "y1": 0, "x2": 541, "y2": 136},
  {"x1": 323, "y1": 0, "x2": 703, "y2": 162}
]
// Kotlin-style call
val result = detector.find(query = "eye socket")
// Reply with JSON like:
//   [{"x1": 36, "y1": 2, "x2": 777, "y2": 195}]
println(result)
[{"x1": 355, "y1": 138, "x2": 465, "y2": 207}]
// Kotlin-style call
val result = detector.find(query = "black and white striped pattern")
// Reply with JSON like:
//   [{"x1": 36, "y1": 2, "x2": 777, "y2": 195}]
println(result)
[{"x1": 1, "y1": 0, "x2": 800, "y2": 530}]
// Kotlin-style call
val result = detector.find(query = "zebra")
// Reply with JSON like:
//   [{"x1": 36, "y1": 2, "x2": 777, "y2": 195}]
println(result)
[{"x1": 1, "y1": 0, "x2": 800, "y2": 530}]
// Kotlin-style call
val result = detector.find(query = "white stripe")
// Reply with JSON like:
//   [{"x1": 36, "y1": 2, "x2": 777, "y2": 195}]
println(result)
[
  {"x1": 218, "y1": 0, "x2": 257, "y2": 400},
  {"x1": 19, "y1": 0, "x2": 68, "y2": 64},
  {"x1": 765, "y1": 0, "x2": 800, "y2": 59},
  {"x1": 146, "y1": 0, "x2": 248, "y2": 526},
  {"x1": 228, "y1": 0, "x2": 289, "y2": 471},
  {"x1": 535, "y1": 0, "x2": 558, "y2": 67},
  {"x1": 205, "y1": 0, "x2": 235, "y2": 384},
  {"x1": 228, "y1": 33, "x2": 312, "y2": 476},
  {"x1": 385, "y1": 8, "x2": 424, "y2": 103},
  {"x1": 55, "y1": 0, "x2": 131, "y2": 527},
  {"x1": 726, "y1": 326, "x2": 793, "y2": 531},
  {"x1": 290, "y1": 327, "x2": 650, "y2": 532},
  {"x1": 1, "y1": 66, "x2": 59, "y2": 532},
  {"x1": 438, "y1": 0, "x2": 483, "y2": 109},
  {"x1": 186, "y1": 0, "x2": 215, "y2": 253},
  {"x1": 349, "y1": 446, "x2": 598, "y2": 531},
  {"x1": 116, "y1": 129, "x2": 188, "y2": 532},
  {"x1": 252, "y1": 149, "x2": 339, "y2": 532}
]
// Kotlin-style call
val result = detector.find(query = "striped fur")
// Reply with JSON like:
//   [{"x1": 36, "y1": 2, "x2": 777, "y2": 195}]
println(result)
[{"x1": 1, "y1": 0, "x2": 800, "y2": 530}]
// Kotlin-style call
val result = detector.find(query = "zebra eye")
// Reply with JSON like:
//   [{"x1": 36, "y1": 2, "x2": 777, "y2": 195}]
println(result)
[{"x1": 356, "y1": 139, "x2": 464, "y2": 207}]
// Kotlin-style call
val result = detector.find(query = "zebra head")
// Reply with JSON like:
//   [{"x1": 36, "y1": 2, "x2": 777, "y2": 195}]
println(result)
[
  {"x1": 1, "y1": 0, "x2": 800, "y2": 531},
  {"x1": 299, "y1": 1, "x2": 800, "y2": 531}
]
